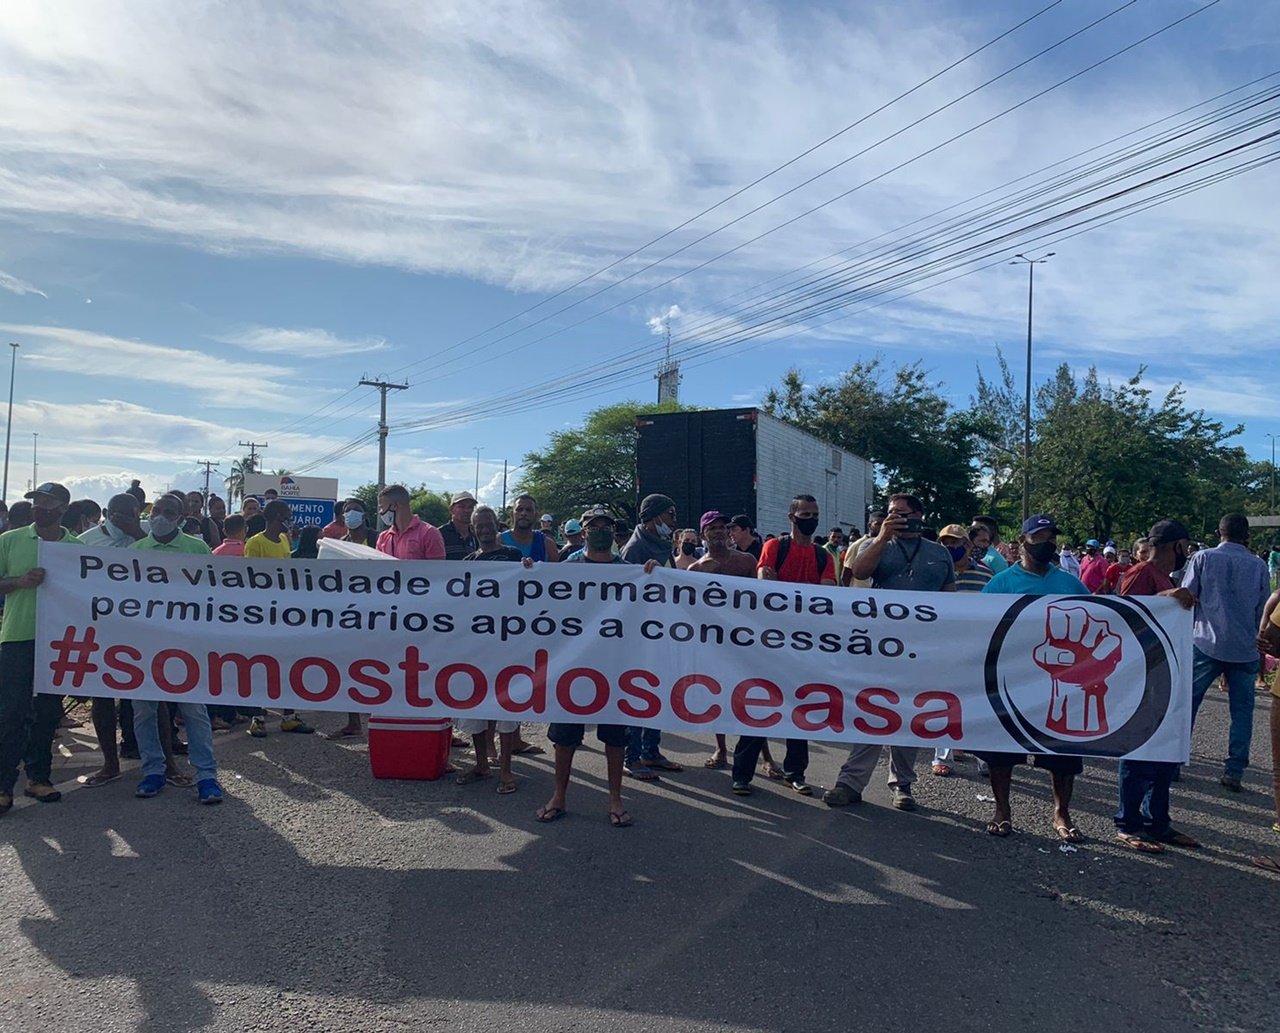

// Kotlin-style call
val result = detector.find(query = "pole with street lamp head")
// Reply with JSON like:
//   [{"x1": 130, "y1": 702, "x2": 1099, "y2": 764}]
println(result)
[
  {"x1": 2, "y1": 342, "x2": 18, "y2": 503},
  {"x1": 1009, "y1": 252, "x2": 1054, "y2": 522}
]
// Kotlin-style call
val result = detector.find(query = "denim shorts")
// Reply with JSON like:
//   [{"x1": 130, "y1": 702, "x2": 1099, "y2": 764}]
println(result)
[{"x1": 547, "y1": 723, "x2": 628, "y2": 748}]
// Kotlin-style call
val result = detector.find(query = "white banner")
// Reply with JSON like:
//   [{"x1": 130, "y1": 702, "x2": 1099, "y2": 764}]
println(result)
[{"x1": 34, "y1": 546, "x2": 1193, "y2": 760}]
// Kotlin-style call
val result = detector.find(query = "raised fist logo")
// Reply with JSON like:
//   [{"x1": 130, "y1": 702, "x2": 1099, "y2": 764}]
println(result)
[{"x1": 1032, "y1": 605, "x2": 1121, "y2": 737}]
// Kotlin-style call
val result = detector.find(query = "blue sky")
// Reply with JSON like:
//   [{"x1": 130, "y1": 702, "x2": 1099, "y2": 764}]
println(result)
[{"x1": 1, "y1": 0, "x2": 1278, "y2": 509}]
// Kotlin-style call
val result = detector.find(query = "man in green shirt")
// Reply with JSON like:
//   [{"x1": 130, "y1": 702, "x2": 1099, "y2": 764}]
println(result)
[
  {"x1": 0, "y1": 482, "x2": 80, "y2": 812},
  {"x1": 129, "y1": 493, "x2": 224, "y2": 804}
]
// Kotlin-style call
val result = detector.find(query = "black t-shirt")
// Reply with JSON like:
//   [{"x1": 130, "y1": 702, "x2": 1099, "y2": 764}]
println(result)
[
  {"x1": 464, "y1": 546, "x2": 524, "y2": 562},
  {"x1": 440, "y1": 522, "x2": 478, "y2": 561}
]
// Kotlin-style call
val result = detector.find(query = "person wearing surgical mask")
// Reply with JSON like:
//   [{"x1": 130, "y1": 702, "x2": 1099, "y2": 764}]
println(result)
[
  {"x1": 340, "y1": 499, "x2": 376, "y2": 549},
  {"x1": 376, "y1": 483, "x2": 446, "y2": 560}
]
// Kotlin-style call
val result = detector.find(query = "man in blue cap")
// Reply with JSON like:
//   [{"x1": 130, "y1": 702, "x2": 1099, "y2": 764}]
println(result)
[
  {"x1": 1079, "y1": 539, "x2": 1108, "y2": 593},
  {"x1": 978, "y1": 514, "x2": 1090, "y2": 840}
]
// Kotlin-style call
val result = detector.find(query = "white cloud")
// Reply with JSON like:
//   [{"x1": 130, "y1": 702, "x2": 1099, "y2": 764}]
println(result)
[
  {"x1": 647, "y1": 304, "x2": 682, "y2": 336},
  {"x1": 0, "y1": 323, "x2": 294, "y2": 407},
  {"x1": 0, "y1": 270, "x2": 45, "y2": 297},
  {"x1": 216, "y1": 326, "x2": 389, "y2": 357}
]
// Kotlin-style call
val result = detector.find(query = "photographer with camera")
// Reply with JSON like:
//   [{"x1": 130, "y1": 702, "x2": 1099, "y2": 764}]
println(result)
[{"x1": 827, "y1": 493, "x2": 955, "y2": 812}]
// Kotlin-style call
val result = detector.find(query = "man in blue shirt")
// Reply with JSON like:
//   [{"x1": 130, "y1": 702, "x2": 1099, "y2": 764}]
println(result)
[
  {"x1": 1177, "y1": 512, "x2": 1270, "y2": 791},
  {"x1": 979, "y1": 514, "x2": 1090, "y2": 841}
]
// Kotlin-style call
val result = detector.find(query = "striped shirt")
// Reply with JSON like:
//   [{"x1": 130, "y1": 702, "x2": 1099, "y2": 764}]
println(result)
[{"x1": 955, "y1": 560, "x2": 994, "y2": 593}]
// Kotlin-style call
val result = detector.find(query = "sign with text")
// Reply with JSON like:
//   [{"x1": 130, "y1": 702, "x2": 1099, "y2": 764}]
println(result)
[
  {"x1": 34, "y1": 547, "x2": 1194, "y2": 760},
  {"x1": 243, "y1": 473, "x2": 339, "y2": 501}
]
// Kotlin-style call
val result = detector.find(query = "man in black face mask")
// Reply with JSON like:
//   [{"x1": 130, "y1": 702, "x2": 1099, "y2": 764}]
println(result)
[{"x1": 0, "y1": 482, "x2": 81, "y2": 811}]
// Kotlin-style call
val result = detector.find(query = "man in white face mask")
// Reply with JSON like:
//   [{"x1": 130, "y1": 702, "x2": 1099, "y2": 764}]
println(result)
[{"x1": 76, "y1": 494, "x2": 151, "y2": 787}]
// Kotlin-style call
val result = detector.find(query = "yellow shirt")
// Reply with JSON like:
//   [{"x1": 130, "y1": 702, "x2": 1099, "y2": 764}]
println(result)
[
  {"x1": 1270, "y1": 605, "x2": 1280, "y2": 698},
  {"x1": 244, "y1": 532, "x2": 292, "y2": 560}
]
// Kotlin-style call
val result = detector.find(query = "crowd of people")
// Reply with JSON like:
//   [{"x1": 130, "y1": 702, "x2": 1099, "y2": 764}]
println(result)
[{"x1": 0, "y1": 479, "x2": 1277, "y2": 872}]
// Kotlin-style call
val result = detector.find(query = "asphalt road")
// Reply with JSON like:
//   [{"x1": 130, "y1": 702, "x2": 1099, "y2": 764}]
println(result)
[{"x1": 1, "y1": 689, "x2": 1276, "y2": 1033}]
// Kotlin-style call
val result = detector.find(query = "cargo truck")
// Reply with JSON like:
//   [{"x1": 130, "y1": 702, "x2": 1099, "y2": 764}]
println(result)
[{"x1": 635, "y1": 408, "x2": 875, "y2": 536}]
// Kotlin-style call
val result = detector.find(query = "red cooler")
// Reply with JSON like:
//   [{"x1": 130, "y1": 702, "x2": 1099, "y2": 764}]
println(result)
[{"x1": 367, "y1": 717, "x2": 453, "y2": 780}]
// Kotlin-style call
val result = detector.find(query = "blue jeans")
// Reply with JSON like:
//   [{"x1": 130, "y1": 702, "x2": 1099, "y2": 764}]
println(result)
[
  {"x1": 1114, "y1": 759, "x2": 1177, "y2": 836},
  {"x1": 625, "y1": 726, "x2": 662, "y2": 766},
  {"x1": 1190, "y1": 647, "x2": 1256, "y2": 778},
  {"x1": 133, "y1": 701, "x2": 218, "y2": 783}
]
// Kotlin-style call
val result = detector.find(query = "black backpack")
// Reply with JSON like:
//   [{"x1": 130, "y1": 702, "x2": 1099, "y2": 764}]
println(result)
[{"x1": 775, "y1": 534, "x2": 829, "y2": 580}]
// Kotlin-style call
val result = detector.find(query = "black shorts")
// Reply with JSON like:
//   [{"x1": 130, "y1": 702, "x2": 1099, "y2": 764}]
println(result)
[
  {"x1": 974, "y1": 751, "x2": 1084, "y2": 777},
  {"x1": 547, "y1": 723, "x2": 628, "y2": 749}
]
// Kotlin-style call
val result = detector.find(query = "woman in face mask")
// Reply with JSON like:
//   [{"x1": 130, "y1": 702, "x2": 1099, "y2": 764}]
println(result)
[
  {"x1": 674, "y1": 528, "x2": 701, "y2": 570},
  {"x1": 340, "y1": 499, "x2": 375, "y2": 548}
]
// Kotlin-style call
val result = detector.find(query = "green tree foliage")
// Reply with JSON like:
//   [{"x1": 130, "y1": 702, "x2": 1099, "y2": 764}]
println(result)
[
  {"x1": 349, "y1": 483, "x2": 451, "y2": 527},
  {"x1": 519, "y1": 400, "x2": 695, "y2": 525},
  {"x1": 969, "y1": 348, "x2": 1025, "y2": 527},
  {"x1": 763, "y1": 359, "x2": 982, "y2": 526},
  {"x1": 224, "y1": 454, "x2": 259, "y2": 504},
  {"x1": 1031, "y1": 364, "x2": 1247, "y2": 542}
]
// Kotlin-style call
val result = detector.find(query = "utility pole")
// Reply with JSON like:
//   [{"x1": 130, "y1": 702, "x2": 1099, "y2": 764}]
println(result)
[
  {"x1": 1009, "y1": 252, "x2": 1054, "y2": 523},
  {"x1": 501, "y1": 460, "x2": 508, "y2": 523},
  {"x1": 473, "y1": 447, "x2": 483, "y2": 496},
  {"x1": 31, "y1": 431, "x2": 38, "y2": 489},
  {"x1": 359, "y1": 378, "x2": 408, "y2": 493},
  {"x1": 238, "y1": 441, "x2": 267, "y2": 473},
  {"x1": 197, "y1": 460, "x2": 220, "y2": 512},
  {"x1": 1267, "y1": 433, "x2": 1278, "y2": 514},
  {"x1": 3, "y1": 342, "x2": 19, "y2": 502}
]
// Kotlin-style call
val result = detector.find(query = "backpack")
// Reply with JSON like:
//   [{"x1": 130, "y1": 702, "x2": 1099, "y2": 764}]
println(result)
[{"x1": 775, "y1": 534, "x2": 829, "y2": 581}]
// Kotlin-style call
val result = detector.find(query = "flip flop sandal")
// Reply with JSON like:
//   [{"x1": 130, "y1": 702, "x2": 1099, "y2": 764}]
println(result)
[
  {"x1": 1055, "y1": 825, "x2": 1085, "y2": 843},
  {"x1": 496, "y1": 779, "x2": 518, "y2": 795},
  {"x1": 703, "y1": 756, "x2": 728, "y2": 769},
  {"x1": 512, "y1": 742, "x2": 545, "y2": 755},
  {"x1": 324, "y1": 728, "x2": 363, "y2": 741},
  {"x1": 931, "y1": 763, "x2": 953, "y2": 777},
  {"x1": 608, "y1": 810, "x2": 634, "y2": 828},
  {"x1": 624, "y1": 765, "x2": 660, "y2": 781},
  {"x1": 646, "y1": 757, "x2": 683, "y2": 772},
  {"x1": 455, "y1": 769, "x2": 493, "y2": 786},
  {"x1": 761, "y1": 763, "x2": 785, "y2": 781},
  {"x1": 1252, "y1": 855, "x2": 1280, "y2": 874},
  {"x1": 536, "y1": 805, "x2": 566, "y2": 823},
  {"x1": 81, "y1": 772, "x2": 122, "y2": 789},
  {"x1": 986, "y1": 820, "x2": 1013, "y2": 837},
  {"x1": 1116, "y1": 833, "x2": 1164, "y2": 853}
]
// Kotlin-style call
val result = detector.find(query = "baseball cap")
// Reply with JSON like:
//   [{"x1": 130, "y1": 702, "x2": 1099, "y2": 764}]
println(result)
[
  {"x1": 1148, "y1": 519, "x2": 1191, "y2": 545},
  {"x1": 1021, "y1": 513, "x2": 1060, "y2": 536},
  {"x1": 938, "y1": 523, "x2": 970, "y2": 542},
  {"x1": 564, "y1": 519, "x2": 582, "y2": 534},
  {"x1": 540, "y1": 513, "x2": 554, "y2": 523},
  {"x1": 729, "y1": 513, "x2": 753, "y2": 530},
  {"x1": 450, "y1": 491, "x2": 477, "y2": 506},
  {"x1": 1103, "y1": 546, "x2": 1117, "y2": 556},
  {"x1": 580, "y1": 505, "x2": 615, "y2": 524},
  {"x1": 700, "y1": 510, "x2": 730, "y2": 531},
  {"x1": 24, "y1": 481, "x2": 70, "y2": 506}
]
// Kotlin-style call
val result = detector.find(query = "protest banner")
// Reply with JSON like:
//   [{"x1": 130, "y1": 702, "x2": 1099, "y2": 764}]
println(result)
[{"x1": 34, "y1": 546, "x2": 1193, "y2": 760}]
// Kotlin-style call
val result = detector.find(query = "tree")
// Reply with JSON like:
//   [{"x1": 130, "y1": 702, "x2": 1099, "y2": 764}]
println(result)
[
  {"x1": 224, "y1": 454, "x2": 259, "y2": 505},
  {"x1": 969, "y1": 348, "x2": 1025, "y2": 526},
  {"x1": 763, "y1": 359, "x2": 983, "y2": 526},
  {"x1": 518, "y1": 400, "x2": 695, "y2": 525},
  {"x1": 1032, "y1": 364, "x2": 1247, "y2": 542}
]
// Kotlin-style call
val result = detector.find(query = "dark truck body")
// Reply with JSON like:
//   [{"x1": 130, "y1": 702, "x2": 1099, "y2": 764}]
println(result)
[{"x1": 635, "y1": 408, "x2": 874, "y2": 536}]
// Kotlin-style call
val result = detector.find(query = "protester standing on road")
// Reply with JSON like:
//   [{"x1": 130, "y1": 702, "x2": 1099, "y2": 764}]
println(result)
[
  {"x1": 1178, "y1": 512, "x2": 1270, "y2": 791},
  {"x1": 440, "y1": 491, "x2": 479, "y2": 560},
  {"x1": 500, "y1": 494, "x2": 558, "y2": 561},
  {"x1": 732, "y1": 494, "x2": 836, "y2": 799},
  {"x1": 688, "y1": 511, "x2": 771, "y2": 773},
  {"x1": 841, "y1": 510, "x2": 884, "y2": 587},
  {"x1": 538, "y1": 505, "x2": 656, "y2": 828},
  {"x1": 831, "y1": 494, "x2": 955, "y2": 811},
  {"x1": 376, "y1": 485, "x2": 446, "y2": 560},
  {"x1": 978, "y1": 515, "x2": 1089, "y2": 841},
  {"x1": 129, "y1": 493, "x2": 224, "y2": 805},
  {"x1": 0, "y1": 482, "x2": 81, "y2": 813},
  {"x1": 1113, "y1": 519, "x2": 1200, "y2": 853},
  {"x1": 728, "y1": 514, "x2": 763, "y2": 561},
  {"x1": 1079, "y1": 540, "x2": 1108, "y2": 593}
]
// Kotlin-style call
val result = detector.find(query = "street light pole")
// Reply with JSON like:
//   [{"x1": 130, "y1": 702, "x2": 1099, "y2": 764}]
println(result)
[
  {"x1": 31, "y1": 431, "x2": 38, "y2": 490},
  {"x1": 3, "y1": 342, "x2": 18, "y2": 503},
  {"x1": 473, "y1": 447, "x2": 483, "y2": 497},
  {"x1": 1009, "y1": 252, "x2": 1055, "y2": 523},
  {"x1": 1267, "y1": 433, "x2": 1278, "y2": 513}
]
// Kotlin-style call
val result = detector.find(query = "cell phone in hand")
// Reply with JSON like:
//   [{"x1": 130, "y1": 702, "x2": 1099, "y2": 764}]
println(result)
[{"x1": 900, "y1": 517, "x2": 924, "y2": 533}]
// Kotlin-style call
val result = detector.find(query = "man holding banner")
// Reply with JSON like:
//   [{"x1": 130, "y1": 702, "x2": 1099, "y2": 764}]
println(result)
[{"x1": 0, "y1": 482, "x2": 79, "y2": 812}]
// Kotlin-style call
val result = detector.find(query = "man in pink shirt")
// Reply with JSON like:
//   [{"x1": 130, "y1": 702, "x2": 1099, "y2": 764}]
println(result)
[
  {"x1": 1079, "y1": 539, "x2": 1109, "y2": 593},
  {"x1": 212, "y1": 514, "x2": 247, "y2": 557},
  {"x1": 375, "y1": 484, "x2": 445, "y2": 560}
]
